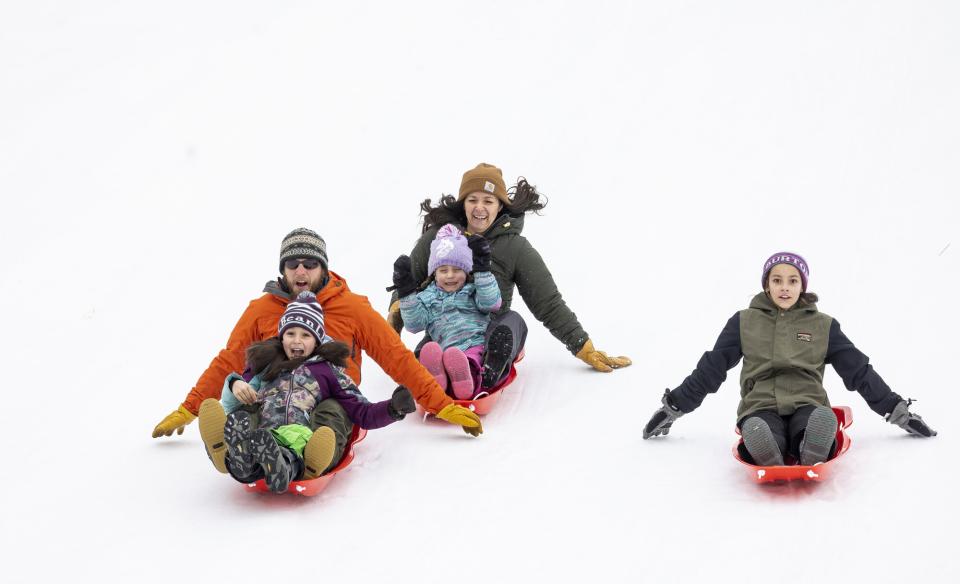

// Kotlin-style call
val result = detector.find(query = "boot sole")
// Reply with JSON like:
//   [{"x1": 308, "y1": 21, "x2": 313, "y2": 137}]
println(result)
[
  {"x1": 741, "y1": 417, "x2": 784, "y2": 466},
  {"x1": 482, "y1": 325, "x2": 513, "y2": 388},
  {"x1": 302, "y1": 426, "x2": 337, "y2": 480},
  {"x1": 800, "y1": 406, "x2": 838, "y2": 465},
  {"x1": 251, "y1": 429, "x2": 292, "y2": 493},
  {"x1": 223, "y1": 411, "x2": 258, "y2": 478},
  {"x1": 198, "y1": 399, "x2": 228, "y2": 474},
  {"x1": 444, "y1": 348, "x2": 474, "y2": 400},
  {"x1": 419, "y1": 342, "x2": 447, "y2": 391}
]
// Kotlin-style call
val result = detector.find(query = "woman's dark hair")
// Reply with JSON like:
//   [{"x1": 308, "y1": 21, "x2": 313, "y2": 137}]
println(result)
[
  {"x1": 419, "y1": 177, "x2": 548, "y2": 234},
  {"x1": 245, "y1": 336, "x2": 350, "y2": 382}
]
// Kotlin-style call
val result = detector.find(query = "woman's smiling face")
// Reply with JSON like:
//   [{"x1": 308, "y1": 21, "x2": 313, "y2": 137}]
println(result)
[{"x1": 463, "y1": 191, "x2": 502, "y2": 234}]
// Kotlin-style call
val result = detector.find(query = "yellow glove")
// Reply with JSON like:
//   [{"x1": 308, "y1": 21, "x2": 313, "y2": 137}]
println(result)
[
  {"x1": 435, "y1": 403, "x2": 483, "y2": 437},
  {"x1": 152, "y1": 405, "x2": 197, "y2": 438},
  {"x1": 386, "y1": 300, "x2": 403, "y2": 334},
  {"x1": 575, "y1": 339, "x2": 632, "y2": 372}
]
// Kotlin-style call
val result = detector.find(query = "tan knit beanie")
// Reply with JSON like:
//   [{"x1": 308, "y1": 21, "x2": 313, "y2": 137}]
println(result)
[{"x1": 458, "y1": 163, "x2": 510, "y2": 205}]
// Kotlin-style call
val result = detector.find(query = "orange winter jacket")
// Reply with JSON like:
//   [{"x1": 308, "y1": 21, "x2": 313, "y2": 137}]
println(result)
[{"x1": 181, "y1": 271, "x2": 453, "y2": 415}]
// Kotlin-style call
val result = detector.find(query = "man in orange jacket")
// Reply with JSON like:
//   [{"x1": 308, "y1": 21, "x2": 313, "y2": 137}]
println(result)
[{"x1": 153, "y1": 227, "x2": 482, "y2": 444}]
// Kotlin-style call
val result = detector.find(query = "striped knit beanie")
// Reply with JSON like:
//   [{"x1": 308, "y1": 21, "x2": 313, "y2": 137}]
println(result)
[
  {"x1": 278, "y1": 291, "x2": 325, "y2": 343},
  {"x1": 761, "y1": 252, "x2": 810, "y2": 292},
  {"x1": 279, "y1": 228, "x2": 328, "y2": 273}
]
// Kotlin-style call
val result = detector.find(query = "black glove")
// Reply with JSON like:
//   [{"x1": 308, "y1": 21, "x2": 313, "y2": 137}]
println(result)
[
  {"x1": 642, "y1": 389, "x2": 684, "y2": 439},
  {"x1": 886, "y1": 399, "x2": 937, "y2": 437},
  {"x1": 387, "y1": 255, "x2": 417, "y2": 298},
  {"x1": 467, "y1": 234, "x2": 492, "y2": 273},
  {"x1": 388, "y1": 386, "x2": 417, "y2": 420}
]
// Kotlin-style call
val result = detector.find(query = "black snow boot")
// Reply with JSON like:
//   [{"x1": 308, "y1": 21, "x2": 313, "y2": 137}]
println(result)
[
  {"x1": 224, "y1": 410, "x2": 259, "y2": 479},
  {"x1": 799, "y1": 406, "x2": 838, "y2": 466},
  {"x1": 741, "y1": 417, "x2": 784, "y2": 466},
  {"x1": 481, "y1": 324, "x2": 513, "y2": 388},
  {"x1": 250, "y1": 429, "x2": 298, "y2": 493}
]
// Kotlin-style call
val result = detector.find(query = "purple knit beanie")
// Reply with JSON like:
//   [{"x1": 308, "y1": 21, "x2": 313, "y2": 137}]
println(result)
[
  {"x1": 428, "y1": 224, "x2": 473, "y2": 276},
  {"x1": 278, "y1": 291, "x2": 325, "y2": 343},
  {"x1": 761, "y1": 252, "x2": 810, "y2": 292}
]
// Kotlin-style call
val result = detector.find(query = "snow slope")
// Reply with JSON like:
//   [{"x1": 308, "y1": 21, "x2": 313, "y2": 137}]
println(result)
[{"x1": 1, "y1": 2, "x2": 957, "y2": 582}]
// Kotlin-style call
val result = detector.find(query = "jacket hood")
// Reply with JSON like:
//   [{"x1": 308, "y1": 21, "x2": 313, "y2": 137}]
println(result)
[{"x1": 748, "y1": 291, "x2": 818, "y2": 314}]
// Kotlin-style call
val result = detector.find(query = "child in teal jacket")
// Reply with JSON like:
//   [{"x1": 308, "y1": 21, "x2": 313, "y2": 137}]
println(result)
[{"x1": 396, "y1": 224, "x2": 502, "y2": 400}]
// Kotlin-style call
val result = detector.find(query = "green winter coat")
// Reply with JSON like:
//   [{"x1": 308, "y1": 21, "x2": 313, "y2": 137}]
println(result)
[
  {"x1": 737, "y1": 293, "x2": 832, "y2": 420},
  {"x1": 408, "y1": 214, "x2": 589, "y2": 354}
]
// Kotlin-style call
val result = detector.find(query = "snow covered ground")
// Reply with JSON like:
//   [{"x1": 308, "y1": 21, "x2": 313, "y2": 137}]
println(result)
[{"x1": 2, "y1": 2, "x2": 957, "y2": 582}]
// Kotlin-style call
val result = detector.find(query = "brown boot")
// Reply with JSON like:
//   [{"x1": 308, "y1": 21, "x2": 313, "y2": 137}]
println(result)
[
  {"x1": 198, "y1": 399, "x2": 228, "y2": 474},
  {"x1": 302, "y1": 426, "x2": 337, "y2": 480}
]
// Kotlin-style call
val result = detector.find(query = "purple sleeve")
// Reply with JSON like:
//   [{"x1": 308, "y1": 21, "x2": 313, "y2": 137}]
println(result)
[{"x1": 307, "y1": 363, "x2": 399, "y2": 429}]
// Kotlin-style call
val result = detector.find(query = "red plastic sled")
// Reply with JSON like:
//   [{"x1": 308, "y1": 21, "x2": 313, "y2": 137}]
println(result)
[
  {"x1": 418, "y1": 350, "x2": 524, "y2": 418},
  {"x1": 243, "y1": 426, "x2": 367, "y2": 496},
  {"x1": 733, "y1": 406, "x2": 853, "y2": 483}
]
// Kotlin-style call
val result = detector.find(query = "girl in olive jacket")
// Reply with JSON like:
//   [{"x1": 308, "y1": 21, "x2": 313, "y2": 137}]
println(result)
[{"x1": 642, "y1": 252, "x2": 936, "y2": 467}]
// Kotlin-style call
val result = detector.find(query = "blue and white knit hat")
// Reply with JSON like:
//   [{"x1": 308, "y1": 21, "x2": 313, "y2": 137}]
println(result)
[
  {"x1": 428, "y1": 224, "x2": 473, "y2": 276},
  {"x1": 278, "y1": 291, "x2": 325, "y2": 343}
]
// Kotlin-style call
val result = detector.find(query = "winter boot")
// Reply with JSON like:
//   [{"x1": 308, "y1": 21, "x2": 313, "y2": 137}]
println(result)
[
  {"x1": 799, "y1": 406, "x2": 838, "y2": 465},
  {"x1": 443, "y1": 347, "x2": 475, "y2": 400},
  {"x1": 198, "y1": 399, "x2": 228, "y2": 474},
  {"x1": 419, "y1": 341, "x2": 447, "y2": 391},
  {"x1": 741, "y1": 417, "x2": 784, "y2": 466},
  {"x1": 302, "y1": 426, "x2": 337, "y2": 480},
  {"x1": 223, "y1": 410, "x2": 258, "y2": 479},
  {"x1": 481, "y1": 324, "x2": 513, "y2": 388},
  {"x1": 250, "y1": 429, "x2": 297, "y2": 493}
]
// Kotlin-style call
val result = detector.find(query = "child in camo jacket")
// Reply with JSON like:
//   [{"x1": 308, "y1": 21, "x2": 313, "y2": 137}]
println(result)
[{"x1": 198, "y1": 291, "x2": 415, "y2": 493}]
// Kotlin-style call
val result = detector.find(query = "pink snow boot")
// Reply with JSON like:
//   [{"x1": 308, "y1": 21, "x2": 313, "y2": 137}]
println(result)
[
  {"x1": 443, "y1": 347, "x2": 475, "y2": 400},
  {"x1": 419, "y1": 341, "x2": 447, "y2": 391}
]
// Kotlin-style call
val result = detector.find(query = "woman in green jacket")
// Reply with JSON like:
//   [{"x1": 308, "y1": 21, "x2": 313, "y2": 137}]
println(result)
[{"x1": 389, "y1": 163, "x2": 631, "y2": 388}]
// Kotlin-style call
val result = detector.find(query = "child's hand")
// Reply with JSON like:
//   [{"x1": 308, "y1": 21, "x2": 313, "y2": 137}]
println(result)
[
  {"x1": 886, "y1": 399, "x2": 937, "y2": 437},
  {"x1": 233, "y1": 381, "x2": 259, "y2": 405},
  {"x1": 388, "y1": 386, "x2": 417, "y2": 419},
  {"x1": 643, "y1": 389, "x2": 684, "y2": 439}
]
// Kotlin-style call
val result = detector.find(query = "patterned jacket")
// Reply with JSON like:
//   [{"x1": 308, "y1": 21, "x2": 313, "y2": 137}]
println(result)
[
  {"x1": 399, "y1": 271, "x2": 502, "y2": 351},
  {"x1": 221, "y1": 356, "x2": 398, "y2": 429}
]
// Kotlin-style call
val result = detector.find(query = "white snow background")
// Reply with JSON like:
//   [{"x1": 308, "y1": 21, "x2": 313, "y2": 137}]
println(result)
[{"x1": 1, "y1": 1, "x2": 957, "y2": 582}]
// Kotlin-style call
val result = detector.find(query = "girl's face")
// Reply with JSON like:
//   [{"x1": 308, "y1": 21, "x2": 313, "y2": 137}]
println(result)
[
  {"x1": 435, "y1": 265, "x2": 467, "y2": 292},
  {"x1": 766, "y1": 264, "x2": 803, "y2": 310},
  {"x1": 463, "y1": 192, "x2": 503, "y2": 234},
  {"x1": 282, "y1": 326, "x2": 317, "y2": 359}
]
